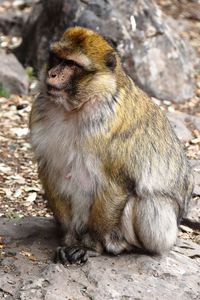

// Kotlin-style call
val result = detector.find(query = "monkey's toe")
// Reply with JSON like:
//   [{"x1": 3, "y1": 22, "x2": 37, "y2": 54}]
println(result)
[{"x1": 54, "y1": 246, "x2": 88, "y2": 264}]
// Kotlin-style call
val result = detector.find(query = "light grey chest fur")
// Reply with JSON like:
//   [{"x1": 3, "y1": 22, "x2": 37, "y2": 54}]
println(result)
[{"x1": 31, "y1": 108, "x2": 102, "y2": 229}]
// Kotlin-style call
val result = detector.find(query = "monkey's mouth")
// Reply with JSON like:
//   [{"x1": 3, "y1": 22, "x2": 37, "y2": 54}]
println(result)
[{"x1": 47, "y1": 85, "x2": 64, "y2": 97}]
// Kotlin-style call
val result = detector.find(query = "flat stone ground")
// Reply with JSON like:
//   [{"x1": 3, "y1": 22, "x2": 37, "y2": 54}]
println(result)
[{"x1": 0, "y1": 217, "x2": 200, "y2": 300}]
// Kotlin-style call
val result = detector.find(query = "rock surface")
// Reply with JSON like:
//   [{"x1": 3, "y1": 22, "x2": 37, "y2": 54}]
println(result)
[
  {"x1": 167, "y1": 111, "x2": 193, "y2": 142},
  {"x1": 187, "y1": 160, "x2": 200, "y2": 226},
  {"x1": 0, "y1": 49, "x2": 29, "y2": 95},
  {"x1": 191, "y1": 160, "x2": 200, "y2": 197},
  {"x1": 0, "y1": 217, "x2": 199, "y2": 300},
  {"x1": 0, "y1": 11, "x2": 24, "y2": 36},
  {"x1": 167, "y1": 111, "x2": 200, "y2": 132},
  {"x1": 15, "y1": 0, "x2": 195, "y2": 102}
]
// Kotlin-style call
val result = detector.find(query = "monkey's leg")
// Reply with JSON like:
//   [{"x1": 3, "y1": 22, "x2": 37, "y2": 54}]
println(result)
[
  {"x1": 88, "y1": 190, "x2": 132, "y2": 255},
  {"x1": 132, "y1": 197, "x2": 178, "y2": 254},
  {"x1": 43, "y1": 191, "x2": 86, "y2": 264},
  {"x1": 49, "y1": 192, "x2": 103, "y2": 264}
]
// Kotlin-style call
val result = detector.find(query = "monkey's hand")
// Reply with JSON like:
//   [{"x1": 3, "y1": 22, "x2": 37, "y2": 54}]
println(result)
[{"x1": 54, "y1": 246, "x2": 88, "y2": 264}]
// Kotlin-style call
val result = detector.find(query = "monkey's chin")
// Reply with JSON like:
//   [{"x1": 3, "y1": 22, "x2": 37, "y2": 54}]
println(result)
[
  {"x1": 47, "y1": 89, "x2": 63, "y2": 97},
  {"x1": 47, "y1": 93, "x2": 77, "y2": 112}
]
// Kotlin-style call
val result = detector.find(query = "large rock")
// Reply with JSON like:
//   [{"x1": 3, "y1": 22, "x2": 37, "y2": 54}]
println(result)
[
  {"x1": 0, "y1": 217, "x2": 199, "y2": 299},
  {"x1": 186, "y1": 160, "x2": 200, "y2": 226},
  {"x1": 0, "y1": 49, "x2": 29, "y2": 95},
  {"x1": 191, "y1": 160, "x2": 200, "y2": 197},
  {"x1": 167, "y1": 111, "x2": 200, "y2": 131},
  {"x1": 0, "y1": 11, "x2": 24, "y2": 36},
  {"x1": 166, "y1": 111, "x2": 193, "y2": 142},
  {"x1": 15, "y1": 0, "x2": 195, "y2": 102}
]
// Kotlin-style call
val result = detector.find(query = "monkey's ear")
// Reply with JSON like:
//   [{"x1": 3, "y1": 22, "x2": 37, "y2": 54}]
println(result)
[
  {"x1": 102, "y1": 36, "x2": 117, "y2": 49},
  {"x1": 104, "y1": 52, "x2": 117, "y2": 71}
]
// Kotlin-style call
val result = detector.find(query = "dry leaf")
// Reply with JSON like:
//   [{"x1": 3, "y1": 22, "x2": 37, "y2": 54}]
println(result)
[{"x1": 20, "y1": 250, "x2": 37, "y2": 261}]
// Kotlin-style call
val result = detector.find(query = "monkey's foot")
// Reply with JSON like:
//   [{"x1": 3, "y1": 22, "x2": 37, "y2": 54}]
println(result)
[{"x1": 54, "y1": 246, "x2": 88, "y2": 264}]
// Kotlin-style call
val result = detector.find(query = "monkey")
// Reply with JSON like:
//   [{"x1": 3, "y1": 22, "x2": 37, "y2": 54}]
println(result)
[{"x1": 29, "y1": 26, "x2": 194, "y2": 264}]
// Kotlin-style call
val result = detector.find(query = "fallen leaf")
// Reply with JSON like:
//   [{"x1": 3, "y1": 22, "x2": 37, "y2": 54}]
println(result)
[
  {"x1": 0, "y1": 164, "x2": 12, "y2": 174},
  {"x1": 20, "y1": 250, "x2": 37, "y2": 261},
  {"x1": 10, "y1": 127, "x2": 29, "y2": 137},
  {"x1": 26, "y1": 192, "x2": 37, "y2": 203}
]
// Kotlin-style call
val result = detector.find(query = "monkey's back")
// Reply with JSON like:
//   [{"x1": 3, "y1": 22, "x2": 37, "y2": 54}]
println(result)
[{"x1": 101, "y1": 79, "x2": 194, "y2": 220}]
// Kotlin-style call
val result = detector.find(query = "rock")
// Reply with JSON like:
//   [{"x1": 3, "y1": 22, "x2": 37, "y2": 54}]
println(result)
[
  {"x1": 187, "y1": 196, "x2": 200, "y2": 225},
  {"x1": 0, "y1": 49, "x2": 29, "y2": 95},
  {"x1": 166, "y1": 110, "x2": 200, "y2": 141},
  {"x1": 0, "y1": 217, "x2": 199, "y2": 300},
  {"x1": 0, "y1": 11, "x2": 24, "y2": 36},
  {"x1": 184, "y1": 160, "x2": 200, "y2": 226},
  {"x1": 191, "y1": 116, "x2": 200, "y2": 131},
  {"x1": 168, "y1": 111, "x2": 200, "y2": 131},
  {"x1": 0, "y1": 0, "x2": 38, "y2": 36},
  {"x1": 166, "y1": 111, "x2": 193, "y2": 142},
  {"x1": 181, "y1": 159, "x2": 200, "y2": 230},
  {"x1": 194, "y1": 172, "x2": 200, "y2": 196},
  {"x1": 191, "y1": 160, "x2": 200, "y2": 196},
  {"x1": 15, "y1": 0, "x2": 195, "y2": 102},
  {"x1": 190, "y1": 160, "x2": 200, "y2": 169},
  {"x1": 15, "y1": 0, "x2": 77, "y2": 70},
  {"x1": 110, "y1": 0, "x2": 195, "y2": 102}
]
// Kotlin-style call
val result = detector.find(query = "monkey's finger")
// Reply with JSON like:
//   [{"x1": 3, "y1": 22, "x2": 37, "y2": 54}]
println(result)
[
  {"x1": 54, "y1": 246, "x2": 68, "y2": 264},
  {"x1": 80, "y1": 251, "x2": 88, "y2": 263},
  {"x1": 66, "y1": 247, "x2": 87, "y2": 263},
  {"x1": 65, "y1": 246, "x2": 88, "y2": 263},
  {"x1": 64, "y1": 245, "x2": 81, "y2": 257}
]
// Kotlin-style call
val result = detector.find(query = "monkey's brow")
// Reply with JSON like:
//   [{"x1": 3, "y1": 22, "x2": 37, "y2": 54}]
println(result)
[
  {"x1": 48, "y1": 49, "x2": 62, "y2": 61},
  {"x1": 48, "y1": 47, "x2": 57, "y2": 55}
]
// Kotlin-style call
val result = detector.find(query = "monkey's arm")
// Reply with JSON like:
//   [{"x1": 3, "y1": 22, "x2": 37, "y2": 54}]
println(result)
[{"x1": 43, "y1": 188, "x2": 91, "y2": 264}]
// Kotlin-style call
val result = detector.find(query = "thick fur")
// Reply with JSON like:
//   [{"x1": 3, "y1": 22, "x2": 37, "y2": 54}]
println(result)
[{"x1": 30, "y1": 27, "x2": 194, "y2": 257}]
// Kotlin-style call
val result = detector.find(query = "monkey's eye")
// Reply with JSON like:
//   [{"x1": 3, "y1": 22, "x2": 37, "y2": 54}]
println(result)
[
  {"x1": 62, "y1": 59, "x2": 83, "y2": 70},
  {"x1": 48, "y1": 51, "x2": 62, "y2": 68}
]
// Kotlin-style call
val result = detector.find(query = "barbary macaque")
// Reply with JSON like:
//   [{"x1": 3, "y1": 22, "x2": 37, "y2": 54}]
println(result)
[{"x1": 29, "y1": 27, "x2": 194, "y2": 264}]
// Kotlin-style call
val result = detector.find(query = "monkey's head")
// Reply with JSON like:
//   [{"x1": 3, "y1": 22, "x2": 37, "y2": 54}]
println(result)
[{"x1": 46, "y1": 27, "x2": 124, "y2": 111}]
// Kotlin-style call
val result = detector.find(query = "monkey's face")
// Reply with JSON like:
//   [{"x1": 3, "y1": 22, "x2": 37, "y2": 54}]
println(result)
[
  {"x1": 46, "y1": 52, "x2": 86, "y2": 111},
  {"x1": 46, "y1": 27, "x2": 120, "y2": 112}
]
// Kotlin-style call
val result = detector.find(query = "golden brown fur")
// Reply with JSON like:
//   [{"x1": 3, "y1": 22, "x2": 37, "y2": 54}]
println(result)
[{"x1": 29, "y1": 27, "x2": 194, "y2": 263}]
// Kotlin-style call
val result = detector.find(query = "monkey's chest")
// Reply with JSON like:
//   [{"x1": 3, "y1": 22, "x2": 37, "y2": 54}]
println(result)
[
  {"x1": 31, "y1": 114, "x2": 104, "y2": 230},
  {"x1": 31, "y1": 116, "x2": 100, "y2": 193},
  {"x1": 59, "y1": 151, "x2": 99, "y2": 196},
  {"x1": 46, "y1": 140, "x2": 101, "y2": 229}
]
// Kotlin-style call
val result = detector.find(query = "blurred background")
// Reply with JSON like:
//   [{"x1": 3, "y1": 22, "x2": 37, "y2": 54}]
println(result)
[{"x1": 0, "y1": 0, "x2": 199, "y2": 242}]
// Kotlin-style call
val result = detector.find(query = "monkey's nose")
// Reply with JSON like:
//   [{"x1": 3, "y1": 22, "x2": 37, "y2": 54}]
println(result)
[{"x1": 48, "y1": 70, "x2": 57, "y2": 78}]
